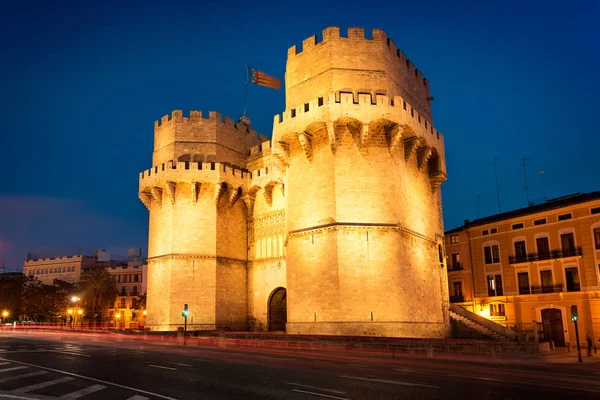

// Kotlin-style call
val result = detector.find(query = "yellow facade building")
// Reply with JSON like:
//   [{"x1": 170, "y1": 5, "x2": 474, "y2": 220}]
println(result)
[
  {"x1": 445, "y1": 192, "x2": 600, "y2": 347},
  {"x1": 139, "y1": 26, "x2": 450, "y2": 337},
  {"x1": 23, "y1": 254, "x2": 98, "y2": 285}
]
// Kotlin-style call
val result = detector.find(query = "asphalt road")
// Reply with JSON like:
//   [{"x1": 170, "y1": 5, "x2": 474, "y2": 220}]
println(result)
[{"x1": 0, "y1": 330, "x2": 599, "y2": 399}]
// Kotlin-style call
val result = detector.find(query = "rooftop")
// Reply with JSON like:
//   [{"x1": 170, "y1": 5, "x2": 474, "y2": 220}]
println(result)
[{"x1": 445, "y1": 191, "x2": 600, "y2": 235}]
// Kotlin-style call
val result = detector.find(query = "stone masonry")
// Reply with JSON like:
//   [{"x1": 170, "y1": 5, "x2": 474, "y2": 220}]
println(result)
[{"x1": 139, "y1": 26, "x2": 450, "y2": 338}]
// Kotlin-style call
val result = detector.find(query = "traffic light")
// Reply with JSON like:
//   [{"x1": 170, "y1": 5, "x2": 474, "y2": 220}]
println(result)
[
  {"x1": 182, "y1": 303, "x2": 189, "y2": 318},
  {"x1": 571, "y1": 305, "x2": 578, "y2": 322}
]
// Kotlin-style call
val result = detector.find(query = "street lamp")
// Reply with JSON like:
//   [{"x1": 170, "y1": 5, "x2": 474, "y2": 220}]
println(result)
[
  {"x1": 1, "y1": 310, "x2": 8, "y2": 324},
  {"x1": 142, "y1": 310, "x2": 147, "y2": 316}
]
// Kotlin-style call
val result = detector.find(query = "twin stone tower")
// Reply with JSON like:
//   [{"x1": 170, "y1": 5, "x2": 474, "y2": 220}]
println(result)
[{"x1": 138, "y1": 26, "x2": 450, "y2": 338}]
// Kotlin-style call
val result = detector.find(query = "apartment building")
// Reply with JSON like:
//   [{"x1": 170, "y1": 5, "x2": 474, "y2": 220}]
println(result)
[
  {"x1": 23, "y1": 254, "x2": 99, "y2": 284},
  {"x1": 445, "y1": 192, "x2": 600, "y2": 347}
]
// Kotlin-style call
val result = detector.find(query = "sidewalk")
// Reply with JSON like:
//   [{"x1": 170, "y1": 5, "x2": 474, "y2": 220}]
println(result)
[{"x1": 541, "y1": 347, "x2": 600, "y2": 364}]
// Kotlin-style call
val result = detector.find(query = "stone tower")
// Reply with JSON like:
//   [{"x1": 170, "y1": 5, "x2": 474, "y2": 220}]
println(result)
[
  {"x1": 139, "y1": 111, "x2": 264, "y2": 330},
  {"x1": 139, "y1": 26, "x2": 449, "y2": 338},
  {"x1": 272, "y1": 26, "x2": 449, "y2": 337}
]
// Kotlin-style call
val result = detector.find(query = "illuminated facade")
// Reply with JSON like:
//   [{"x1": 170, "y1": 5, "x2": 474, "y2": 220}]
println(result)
[
  {"x1": 446, "y1": 192, "x2": 600, "y2": 347},
  {"x1": 139, "y1": 27, "x2": 449, "y2": 337},
  {"x1": 23, "y1": 254, "x2": 98, "y2": 285}
]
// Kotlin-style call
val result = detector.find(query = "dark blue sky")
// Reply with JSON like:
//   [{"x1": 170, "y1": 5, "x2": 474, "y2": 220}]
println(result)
[{"x1": 1, "y1": 0, "x2": 599, "y2": 267}]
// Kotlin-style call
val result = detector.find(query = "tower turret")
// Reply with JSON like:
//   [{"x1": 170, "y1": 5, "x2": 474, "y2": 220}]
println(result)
[
  {"x1": 272, "y1": 27, "x2": 449, "y2": 338},
  {"x1": 140, "y1": 110, "x2": 264, "y2": 331}
]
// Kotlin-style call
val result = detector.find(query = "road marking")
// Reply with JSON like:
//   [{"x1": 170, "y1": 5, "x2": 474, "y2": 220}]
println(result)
[
  {"x1": 0, "y1": 367, "x2": 27, "y2": 374},
  {"x1": 0, "y1": 358, "x2": 179, "y2": 400},
  {"x1": 291, "y1": 389, "x2": 350, "y2": 400},
  {"x1": 58, "y1": 384, "x2": 106, "y2": 399},
  {"x1": 0, "y1": 371, "x2": 48, "y2": 384},
  {"x1": 0, "y1": 363, "x2": 10, "y2": 366},
  {"x1": 339, "y1": 375, "x2": 439, "y2": 389},
  {"x1": 126, "y1": 396, "x2": 150, "y2": 400},
  {"x1": 51, "y1": 351, "x2": 91, "y2": 358},
  {"x1": 12, "y1": 376, "x2": 74, "y2": 393},
  {"x1": 167, "y1": 362, "x2": 193, "y2": 367},
  {"x1": 285, "y1": 382, "x2": 345, "y2": 394},
  {"x1": 148, "y1": 365, "x2": 177, "y2": 371},
  {"x1": 0, "y1": 394, "x2": 48, "y2": 400}
]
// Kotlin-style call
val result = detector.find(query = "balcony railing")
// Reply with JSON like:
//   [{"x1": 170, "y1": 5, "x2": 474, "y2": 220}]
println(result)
[
  {"x1": 509, "y1": 246, "x2": 582, "y2": 264},
  {"x1": 530, "y1": 284, "x2": 563, "y2": 294},
  {"x1": 448, "y1": 262, "x2": 463, "y2": 271},
  {"x1": 449, "y1": 295, "x2": 465, "y2": 303}
]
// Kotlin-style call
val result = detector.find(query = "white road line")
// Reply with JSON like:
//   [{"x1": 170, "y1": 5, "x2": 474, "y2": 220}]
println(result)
[
  {"x1": 0, "y1": 362, "x2": 10, "y2": 366},
  {"x1": 339, "y1": 375, "x2": 440, "y2": 389},
  {"x1": 58, "y1": 384, "x2": 106, "y2": 399},
  {"x1": 148, "y1": 365, "x2": 177, "y2": 371},
  {"x1": 285, "y1": 382, "x2": 345, "y2": 394},
  {"x1": 291, "y1": 389, "x2": 351, "y2": 400},
  {"x1": 12, "y1": 376, "x2": 74, "y2": 393},
  {"x1": 166, "y1": 362, "x2": 193, "y2": 367},
  {"x1": 0, "y1": 358, "x2": 179, "y2": 400},
  {"x1": 0, "y1": 371, "x2": 48, "y2": 384},
  {"x1": 125, "y1": 396, "x2": 150, "y2": 400},
  {"x1": 51, "y1": 351, "x2": 91, "y2": 358},
  {"x1": 0, "y1": 394, "x2": 49, "y2": 400},
  {"x1": 0, "y1": 367, "x2": 27, "y2": 374}
]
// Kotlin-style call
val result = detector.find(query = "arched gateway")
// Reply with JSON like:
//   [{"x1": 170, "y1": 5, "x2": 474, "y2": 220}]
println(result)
[{"x1": 268, "y1": 287, "x2": 287, "y2": 331}]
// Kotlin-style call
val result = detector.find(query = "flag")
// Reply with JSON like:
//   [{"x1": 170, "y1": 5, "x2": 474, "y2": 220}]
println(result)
[{"x1": 248, "y1": 66, "x2": 281, "y2": 90}]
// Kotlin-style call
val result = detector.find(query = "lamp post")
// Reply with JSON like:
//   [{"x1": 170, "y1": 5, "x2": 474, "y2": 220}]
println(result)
[
  {"x1": 115, "y1": 313, "x2": 121, "y2": 330},
  {"x1": 70, "y1": 297, "x2": 81, "y2": 329},
  {"x1": 1, "y1": 310, "x2": 8, "y2": 324}
]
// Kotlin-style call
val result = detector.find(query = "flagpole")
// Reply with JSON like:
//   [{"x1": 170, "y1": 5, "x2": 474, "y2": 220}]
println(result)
[{"x1": 244, "y1": 65, "x2": 249, "y2": 117}]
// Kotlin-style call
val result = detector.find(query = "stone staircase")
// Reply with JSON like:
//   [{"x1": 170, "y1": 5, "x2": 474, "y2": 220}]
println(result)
[
  {"x1": 449, "y1": 311, "x2": 510, "y2": 341},
  {"x1": 449, "y1": 304, "x2": 516, "y2": 342}
]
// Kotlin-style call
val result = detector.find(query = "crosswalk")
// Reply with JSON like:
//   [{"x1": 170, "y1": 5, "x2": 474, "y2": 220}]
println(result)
[{"x1": 0, "y1": 359, "x2": 159, "y2": 400}]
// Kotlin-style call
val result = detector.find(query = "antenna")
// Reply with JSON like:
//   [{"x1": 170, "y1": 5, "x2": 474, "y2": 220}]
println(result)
[
  {"x1": 476, "y1": 195, "x2": 482, "y2": 219},
  {"x1": 492, "y1": 158, "x2": 502, "y2": 213},
  {"x1": 540, "y1": 170, "x2": 547, "y2": 200},
  {"x1": 521, "y1": 157, "x2": 531, "y2": 206}
]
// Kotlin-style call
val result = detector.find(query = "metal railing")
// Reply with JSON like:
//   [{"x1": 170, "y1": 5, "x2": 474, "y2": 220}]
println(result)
[
  {"x1": 509, "y1": 246, "x2": 582, "y2": 264},
  {"x1": 530, "y1": 284, "x2": 563, "y2": 294},
  {"x1": 513, "y1": 322, "x2": 547, "y2": 342},
  {"x1": 448, "y1": 262, "x2": 463, "y2": 271},
  {"x1": 449, "y1": 295, "x2": 465, "y2": 303}
]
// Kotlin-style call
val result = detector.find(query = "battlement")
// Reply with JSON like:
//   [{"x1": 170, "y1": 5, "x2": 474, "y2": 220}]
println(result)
[
  {"x1": 273, "y1": 91, "x2": 443, "y2": 147},
  {"x1": 140, "y1": 161, "x2": 251, "y2": 183},
  {"x1": 288, "y1": 27, "x2": 425, "y2": 83},
  {"x1": 154, "y1": 110, "x2": 259, "y2": 137},
  {"x1": 151, "y1": 110, "x2": 264, "y2": 168},
  {"x1": 285, "y1": 26, "x2": 432, "y2": 120}
]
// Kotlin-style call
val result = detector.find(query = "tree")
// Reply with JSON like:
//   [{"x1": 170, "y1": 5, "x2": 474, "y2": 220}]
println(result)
[
  {"x1": 133, "y1": 293, "x2": 146, "y2": 311},
  {"x1": 79, "y1": 269, "x2": 117, "y2": 322},
  {"x1": 20, "y1": 277, "x2": 77, "y2": 323},
  {"x1": 0, "y1": 273, "x2": 25, "y2": 321}
]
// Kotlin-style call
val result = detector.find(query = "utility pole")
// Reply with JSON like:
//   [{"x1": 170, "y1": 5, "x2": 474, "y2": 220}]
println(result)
[
  {"x1": 540, "y1": 170, "x2": 547, "y2": 200},
  {"x1": 492, "y1": 158, "x2": 502, "y2": 213},
  {"x1": 521, "y1": 157, "x2": 531, "y2": 206},
  {"x1": 476, "y1": 195, "x2": 481, "y2": 219}
]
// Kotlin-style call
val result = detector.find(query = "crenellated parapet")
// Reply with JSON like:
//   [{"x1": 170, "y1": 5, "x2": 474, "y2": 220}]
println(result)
[
  {"x1": 285, "y1": 26, "x2": 432, "y2": 120},
  {"x1": 151, "y1": 109, "x2": 265, "y2": 168},
  {"x1": 272, "y1": 91, "x2": 447, "y2": 188},
  {"x1": 138, "y1": 155, "x2": 287, "y2": 212}
]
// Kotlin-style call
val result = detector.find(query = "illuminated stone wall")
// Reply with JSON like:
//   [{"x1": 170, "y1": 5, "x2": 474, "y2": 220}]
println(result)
[{"x1": 140, "y1": 26, "x2": 449, "y2": 337}]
